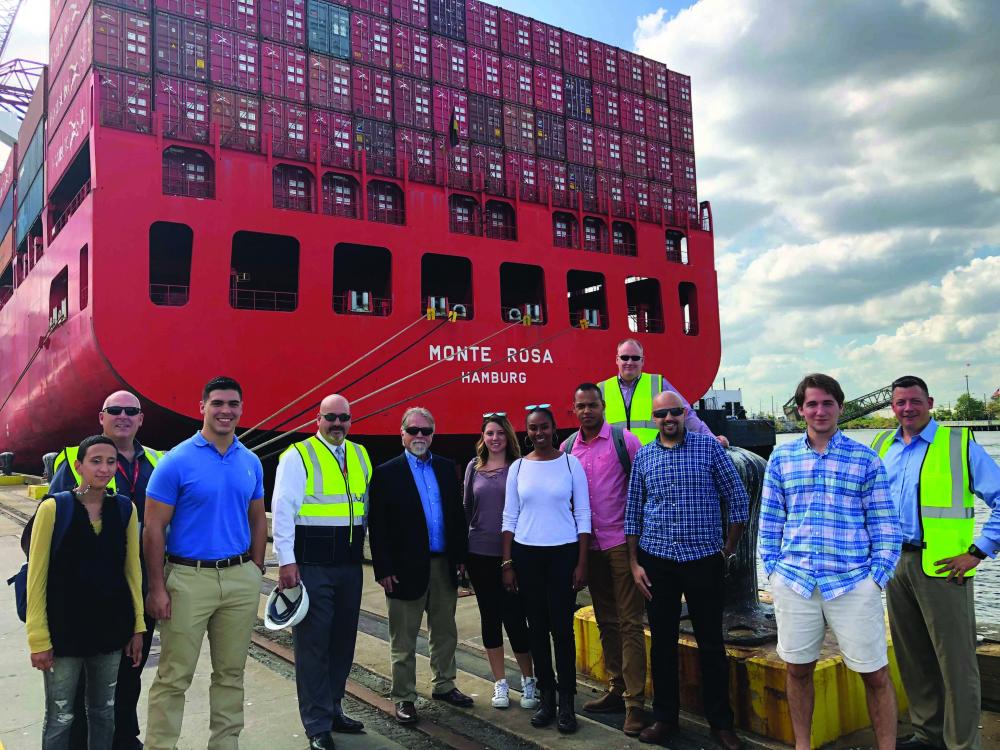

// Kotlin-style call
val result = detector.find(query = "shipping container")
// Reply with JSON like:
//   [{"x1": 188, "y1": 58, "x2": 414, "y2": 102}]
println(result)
[
  {"x1": 50, "y1": 1, "x2": 88, "y2": 82},
  {"x1": 599, "y1": 169, "x2": 624, "y2": 205},
  {"x1": 392, "y1": 24, "x2": 430, "y2": 79},
  {"x1": 351, "y1": 0, "x2": 389, "y2": 17},
  {"x1": 561, "y1": 31, "x2": 589, "y2": 79},
  {"x1": 501, "y1": 57, "x2": 532, "y2": 106},
  {"x1": 650, "y1": 181, "x2": 670, "y2": 219},
  {"x1": 620, "y1": 91, "x2": 645, "y2": 135},
  {"x1": 48, "y1": 79, "x2": 92, "y2": 193},
  {"x1": 354, "y1": 117, "x2": 396, "y2": 175},
  {"x1": 309, "y1": 107, "x2": 353, "y2": 166},
  {"x1": 565, "y1": 119, "x2": 594, "y2": 166},
  {"x1": 95, "y1": 5, "x2": 151, "y2": 74},
  {"x1": 670, "y1": 109, "x2": 693, "y2": 152},
  {"x1": 429, "y1": 0, "x2": 465, "y2": 41},
  {"x1": 501, "y1": 103, "x2": 533, "y2": 154},
  {"x1": 589, "y1": 39, "x2": 616, "y2": 85},
  {"x1": 48, "y1": 15, "x2": 94, "y2": 131},
  {"x1": 392, "y1": 0, "x2": 428, "y2": 29},
  {"x1": 647, "y1": 140, "x2": 670, "y2": 183},
  {"x1": 209, "y1": 29, "x2": 260, "y2": 91},
  {"x1": 15, "y1": 171, "x2": 43, "y2": 248},
  {"x1": 430, "y1": 35, "x2": 466, "y2": 88},
  {"x1": 308, "y1": 53, "x2": 351, "y2": 110},
  {"x1": 671, "y1": 150, "x2": 695, "y2": 191},
  {"x1": 352, "y1": 65, "x2": 392, "y2": 120},
  {"x1": 432, "y1": 84, "x2": 468, "y2": 137},
  {"x1": 591, "y1": 82, "x2": 619, "y2": 129},
  {"x1": 96, "y1": 68, "x2": 152, "y2": 133},
  {"x1": 308, "y1": 0, "x2": 350, "y2": 58},
  {"x1": 156, "y1": 0, "x2": 208, "y2": 22},
  {"x1": 434, "y1": 135, "x2": 471, "y2": 187},
  {"x1": 17, "y1": 119, "x2": 44, "y2": 186},
  {"x1": 212, "y1": 87, "x2": 261, "y2": 150},
  {"x1": 567, "y1": 162, "x2": 595, "y2": 202},
  {"x1": 467, "y1": 92, "x2": 501, "y2": 146},
  {"x1": 262, "y1": 96, "x2": 309, "y2": 158},
  {"x1": 674, "y1": 188, "x2": 697, "y2": 223},
  {"x1": 534, "y1": 111, "x2": 564, "y2": 160},
  {"x1": 499, "y1": 9, "x2": 530, "y2": 60},
  {"x1": 594, "y1": 126, "x2": 620, "y2": 172},
  {"x1": 642, "y1": 58, "x2": 667, "y2": 102},
  {"x1": 563, "y1": 74, "x2": 592, "y2": 122},
  {"x1": 396, "y1": 126, "x2": 434, "y2": 181},
  {"x1": 532, "y1": 66, "x2": 562, "y2": 114},
  {"x1": 103, "y1": 0, "x2": 151, "y2": 12},
  {"x1": 530, "y1": 21, "x2": 560, "y2": 70},
  {"x1": 537, "y1": 157, "x2": 566, "y2": 198},
  {"x1": 209, "y1": 0, "x2": 258, "y2": 33},
  {"x1": 351, "y1": 13, "x2": 391, "y2": 69},
  {"x1": 621, "y1": 134, "x2": 647, "y2": 177},
  {"x1": 505, "y1": 150, "x2": 537, "y2": 200},
  {"x1": 464, "y1": 0, "x2": 497, "y2": 50},
  {"x1": 260, "y1": 41, "x2": 307, "y2": 101},
  {"x1": 668, "y1": 69, "x2": 691, "y2": 112},
  {"x1": 0, "y1": 148, "x2": 14, "y2": 208},
  {"x1": 471, "y1": 142, "x2": 504, "y2": 193},
  {"x1": 393, "y1": 75, "x2": 432, "y2": 130},
  {"x1": 261, "y1": 0, "x2": 305, "y2": 47},
  {"x1": 466, "y1": 45, "x2": 499, "y2": 97},
  {"x1": 155, "y1": 14, "x2": 208, "y2": 81},
  {"x1": 617, "y1": 49, "x2": 643, "y2": 93},
  {"x1": 156, "y1": 75, "x2": 210, "y2": 142},
  {"x1": 645, "y1": 99, "x2": 669, "y2": 143}
]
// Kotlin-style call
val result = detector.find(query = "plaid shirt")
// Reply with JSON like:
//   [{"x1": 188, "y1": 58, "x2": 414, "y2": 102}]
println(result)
[
  {"x1": 625, "y1": 432, "x2": 749, "y2": 562},
  {"x1": 760, "y1": 430, "x2": 902, "y2": 601}
]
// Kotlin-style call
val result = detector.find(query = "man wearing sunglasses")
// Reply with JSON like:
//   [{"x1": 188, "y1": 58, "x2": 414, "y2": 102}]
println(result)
[
  {"x1": 271, "y1": 393, "x2": 372, "y2": 749},
  {"x1": 369, "y1": 407, "x2": 473, "y2": 724},
  {"x1": 599, "y1": 338, "x2": 729, "y2": 448},
  {"x1": 48, "y1": 391, "x2": 163, "y2": 750}
]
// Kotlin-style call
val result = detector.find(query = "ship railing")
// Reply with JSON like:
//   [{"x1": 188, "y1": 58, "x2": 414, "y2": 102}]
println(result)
[
  {"x1": 319, "y1": 146, "x2": 357, "y2": 170},
  {"x1": 163, "y1": 173, "x2": 214, "y2": 200},
  {"x1": 273, "y1": 192, "x2": 314, "y2": 213},
  {"x1": 332, "y1": 294, "x2": 392, "y2": 316},
  {"x1": 162, "y1": 117, "x2": 210, "y2": 145},
  {"x1": 219, "y1": 128, "x2": 261, "y2": 153},
  {"x1": 483, "y1": 219, "x2": 516, "y2": 241},
  {"x1": 665, "y1": 247, "x2": 688, "y2": 264},
  {"x1": 612, "y1": 239, "x2": 638, "y2": 257},
  {"x1": 98, "y1": 101, "x2": 153, "y2": 134},
  {"x1": 322, "y1": 198, "x2": 360, "y2": 219},
  {"x1": 583, "y1": 236, "x2": 611, "y2": 254},
  {"x1": 407, "y1": 160, "x2": 436, "y2": 184},
  {"x1": 627, "y1": 307, "x2": 665, "y2": 334},
  {"x1": 449, "y1": 210, "x2": 481, "y2": 236},
  {"x1": 368, "y1": 205, "x2": 405, "y2": 225},
  {"x1": 49, "y1": 180, "x2": 92, "y2": 242},
  {"x1": 700, "y1": 201, "x2": 714, "y2": 233},
  {"x1": 609, "y1": 199, "x2": 636, "y2": 220},
  {"x1": 365, "y1": 152, "x2": 399, "y2": 178},
  {"x1": 229, "y1": 288, "x2": 297, "y2": 312},
  {"x1": 150, "y1": 284, "x2": 190, "y2": 306},
  {"x1": 553, "y1": 232, "x2": 577, "y2": 249},
  {"x1": 270, "y1": 136, "x2": 310, "y2": 161}
]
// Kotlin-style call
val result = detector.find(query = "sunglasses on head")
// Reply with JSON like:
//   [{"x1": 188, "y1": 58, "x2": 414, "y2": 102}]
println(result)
[
  {"x1": 103, "y1": 406, "x2": 141, "y2": 416},
  {"x1": 652, "y1": 407, "x2": 685, "y2": 418},
  {"x1": 320, "y1": 412, "x2": 351, "y2": 422},
  {"x1": 525, "y1": 404, "x2": 551, "y2": 411},
  {"x1": 404, "y1": 426, "x2": 434, "y2": 436},
  {"x1": 482, "y1": 411, "x2": 507, "y2": 419},
  {"x1": 618, "y1": 355, "x2": 642, "y2": 361}
]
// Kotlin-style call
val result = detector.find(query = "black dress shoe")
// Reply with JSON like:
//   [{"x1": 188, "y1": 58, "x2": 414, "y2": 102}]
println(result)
[
  {"x1": 307, "y1": 733, "x2": 335, "y2": 750},
  {"x1": 531, "y1": 689, "x2": 557, "y2": 728},
  {"x1": 557, "y1": 692, "x2": 578, "y2": 734},
  {"x1": 395, "y1": 701, "x2": 418, "y2": 724},
  {"x1": 330, "y1": 714, "x2": 364, "y2": 733},
  {"x1": 431, "y1": 688, "x2": 474, "y2": 707},
  {"x1": 896, "y1": 735, "x2": 943, "y2": 750}
]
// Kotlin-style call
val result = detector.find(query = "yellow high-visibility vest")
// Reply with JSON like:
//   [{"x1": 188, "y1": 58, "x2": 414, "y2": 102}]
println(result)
[
  {"x1": 872, "y1": 426, "x2": 976, "y2": 577},
  {"x1": 599, "y1": 373, "x2": 663, "y2": 445},
  {"x1": 53, "y1": 444, "x2": 163, "y2": 493}
]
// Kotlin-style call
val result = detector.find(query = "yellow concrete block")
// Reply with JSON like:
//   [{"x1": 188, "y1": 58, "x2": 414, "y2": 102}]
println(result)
[
  {"x1": 574, "y1": 604, "x2": 908, "y2": 748},
  {"x1": 26, "y1": 484, "x2": 50, "y2": 499},
  {"x1": 0, "y1": 475, "x2": 25, "y2": 485}
]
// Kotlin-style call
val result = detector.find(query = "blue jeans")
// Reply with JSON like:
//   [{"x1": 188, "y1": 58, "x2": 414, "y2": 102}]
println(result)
[{"x1": 42, "y1": 651, "x2": 121, "y2": 749}]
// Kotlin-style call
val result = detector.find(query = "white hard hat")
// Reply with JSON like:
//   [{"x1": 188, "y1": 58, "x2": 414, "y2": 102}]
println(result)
[{"x1": 264, "y1": 582, "x2": 310, "y2": 630}]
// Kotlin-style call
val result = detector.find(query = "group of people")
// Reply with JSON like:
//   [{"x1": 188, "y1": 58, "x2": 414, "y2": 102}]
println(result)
[{"x1": 19, "y1": 340, "x2": 1000, "y2": 750}]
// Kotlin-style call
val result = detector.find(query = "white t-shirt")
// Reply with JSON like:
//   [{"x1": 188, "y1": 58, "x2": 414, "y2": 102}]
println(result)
[{"x1": 502, "y1": 454, "x2": 591, "y2": 546}]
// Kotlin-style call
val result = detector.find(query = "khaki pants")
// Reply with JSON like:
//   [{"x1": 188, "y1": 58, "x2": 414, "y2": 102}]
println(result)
[
  {"x1": 146, "y1": 561, "x2": 263, "y2": 750},
  {"x1": 386, "y1": 557, "x2": 458, "y2": 702},
  {"x1": 887, "y1": 550, "x2": 981, "y2": 750},
  {"x1": 588, "y1": 543, "x2": 648, "y2": 707}
]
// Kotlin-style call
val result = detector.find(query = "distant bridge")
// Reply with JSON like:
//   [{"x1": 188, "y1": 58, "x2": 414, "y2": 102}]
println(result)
[{"x1": 783, "y1": 384, "x2": 894, "y2": 425}]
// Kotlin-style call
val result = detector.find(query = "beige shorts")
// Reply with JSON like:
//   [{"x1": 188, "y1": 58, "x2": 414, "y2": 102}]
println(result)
[{"x1": 770, "y1": 575, "x2": 888, "y2": 673}]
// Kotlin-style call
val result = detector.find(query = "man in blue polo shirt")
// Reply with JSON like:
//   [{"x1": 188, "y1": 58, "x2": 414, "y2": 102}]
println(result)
[{"x1": 142, "y1": 376, "x2": 268, "y2": 750}]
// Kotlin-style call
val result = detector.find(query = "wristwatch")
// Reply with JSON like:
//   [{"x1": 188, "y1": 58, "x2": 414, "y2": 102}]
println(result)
[
  {"x1": 259, "y1": 562, "x2": 268, "y2": 574},
  {"x1": 967, "y1": 544, "x2": 987, "y2": 561}
]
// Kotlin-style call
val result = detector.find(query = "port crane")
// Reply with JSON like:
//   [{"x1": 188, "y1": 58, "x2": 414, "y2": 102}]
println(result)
[{"x1": 0, "y1": 0, "x2": 44, "y2": 144}]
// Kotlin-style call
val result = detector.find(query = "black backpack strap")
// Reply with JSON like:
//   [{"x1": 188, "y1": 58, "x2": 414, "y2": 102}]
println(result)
[
  {"x1": 561, "y1": 431, "x2": 579, "y2": 454},
  {"x1": 610, "y1": 425, "x2": 632, "y2": 476}
]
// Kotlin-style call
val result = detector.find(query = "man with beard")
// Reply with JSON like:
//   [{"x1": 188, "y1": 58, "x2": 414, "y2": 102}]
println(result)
[{"x1": 368, "y1": 407, "x2": 472, "y2": 724}]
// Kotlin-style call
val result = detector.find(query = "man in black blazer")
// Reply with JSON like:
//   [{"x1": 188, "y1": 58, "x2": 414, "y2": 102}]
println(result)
[{"x1": 368, "y1": 406, "x2": 473, "y2": 724}]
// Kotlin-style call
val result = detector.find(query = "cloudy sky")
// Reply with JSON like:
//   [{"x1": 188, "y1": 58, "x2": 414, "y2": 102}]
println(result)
[{"x1": 5, "y1": 0, "x2": 998, "y2": 413}]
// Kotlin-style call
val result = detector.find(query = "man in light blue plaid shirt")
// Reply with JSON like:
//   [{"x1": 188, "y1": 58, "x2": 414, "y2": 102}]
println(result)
[{"x1": 761, "y1": 373, "x2": 901, "y2": 750}]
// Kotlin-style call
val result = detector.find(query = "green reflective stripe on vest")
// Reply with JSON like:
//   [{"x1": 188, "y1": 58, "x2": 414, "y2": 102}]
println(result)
[
  {"x1": 55, "y1": 444, "x2": 162, "y2": 492},
  {"x1": 871, "y1": 430, "x2": 894, "y2": 455},
  {"x1": 601, "y1": 372, "x2": 661, "y2": 445},
  {"x1": 288, "y1": 436, "x2": 370, "y2": 534}
]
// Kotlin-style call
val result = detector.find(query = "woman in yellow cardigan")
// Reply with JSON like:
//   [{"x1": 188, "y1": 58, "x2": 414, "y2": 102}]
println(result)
[{"x1": 27, "y1": 434, "x2": 145, "y2": 749}]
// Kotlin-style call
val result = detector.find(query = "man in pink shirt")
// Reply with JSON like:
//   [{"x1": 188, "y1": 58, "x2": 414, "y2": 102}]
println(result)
[{"x1": 561, "y1": 382, "x2": 646, "y2": 736}]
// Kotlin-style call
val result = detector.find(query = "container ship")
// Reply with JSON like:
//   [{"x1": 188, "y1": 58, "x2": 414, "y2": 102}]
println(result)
[{"x1": 0, "y1": 0, "x2": 720, "y2": 469}]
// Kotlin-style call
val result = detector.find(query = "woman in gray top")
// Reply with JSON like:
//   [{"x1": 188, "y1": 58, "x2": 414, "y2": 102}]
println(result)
[{"x1": 463, "y1": 414, "x2": 537, "y2": 711}]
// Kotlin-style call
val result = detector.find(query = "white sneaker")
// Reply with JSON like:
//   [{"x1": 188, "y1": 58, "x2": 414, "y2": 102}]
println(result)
[
  {"x1": 520, "y1": 676, "x2": 540, "y2": 709},
  {"x1": 492, "y1": 678, "x2": 510, "y2": 708}
]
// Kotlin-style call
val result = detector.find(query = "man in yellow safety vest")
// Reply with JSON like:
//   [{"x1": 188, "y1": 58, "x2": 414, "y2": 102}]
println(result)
[
  {"x1": 599, "y1": 338, "x2": 729, "y2": 447},
  {"x1": 872, "y1": 375, "x2": 1000, "y2": 750},
  {"x1": 272, "y1": 393, "x2": 372, "y2": 750}
]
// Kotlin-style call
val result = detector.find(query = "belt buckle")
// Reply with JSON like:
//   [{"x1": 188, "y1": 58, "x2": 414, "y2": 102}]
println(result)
[{"x1": 214, "y1": 558, "x2": 227, "y2": 569}]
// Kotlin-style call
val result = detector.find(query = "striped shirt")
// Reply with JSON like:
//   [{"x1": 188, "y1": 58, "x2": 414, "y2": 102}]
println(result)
[
  {"x1": 625, "y1": 432, "x2": 749, "y2": 562},
  {"x1": 760, "y1": 430, "x2": 901, "y2": 601}
]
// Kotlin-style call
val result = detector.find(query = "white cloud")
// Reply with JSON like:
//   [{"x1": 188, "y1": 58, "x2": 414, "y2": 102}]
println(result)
[{"x1": 634, "y1": 0, "x2": 1000, "y2": 410}]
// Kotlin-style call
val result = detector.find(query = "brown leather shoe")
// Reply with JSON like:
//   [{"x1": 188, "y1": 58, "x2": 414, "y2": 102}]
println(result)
[
  {"x1": 394, "y1": 701, "x2": 418, "y2": 724},
  {"x1": 639, "y1": 721, "x2": 678, "y2": 746},
  {"x1": 582, "y1": 691, "x2": 625, "y2": 713},
  {"x1": 711, "y1": 728, "x2": 745, "y2": 750},
  {"x1": 623, "y1": 707, "x2": 649, "y2": 736}
]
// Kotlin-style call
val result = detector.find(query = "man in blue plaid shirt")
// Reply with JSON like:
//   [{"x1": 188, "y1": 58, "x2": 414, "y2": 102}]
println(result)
[
  {"x1": 626, "y1": 391, "x2": 749, "y2": 750},
  {"x1": 760, "y1": 373, "x2": 902, "y2": 750}
]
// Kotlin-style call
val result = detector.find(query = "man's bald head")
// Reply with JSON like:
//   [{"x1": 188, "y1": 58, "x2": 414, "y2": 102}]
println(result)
[
  {"x1": 653, "y1": 391, "x2": 684, "y2": 410},
  {"x1": 317, "y1": 393, "x2": 351, "y2": 445},
  {"x1": 103, "y1": 391, "x2": 141, "y2": 410},
  {"x1": 99, "y1": 391, "x2": 143, "y2": 444},
  {"x1": 652, "y1": 391, "x2": 686, "y2": 445}
]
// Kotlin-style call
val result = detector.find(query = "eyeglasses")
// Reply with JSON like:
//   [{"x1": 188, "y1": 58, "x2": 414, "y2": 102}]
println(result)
[
  {"x1": 320, "y1": 412, "x2": 351, "y2": 422},
  {"x1": 652, "y1": 407, "x2": 685, "y2": 418},
  {"x1": 103, "y1": 406, "x2": 141, "y2": 416},
  {"x1": 525, "y1": 404, "x2": 551, "y2": 410},
  {"x1": 482, "y1": 411, "x2": 507, "y2": 418},
  {"x1": 618, "y1": 355, "x2": 642, "y2": 362},
  {"x1": 404, "y1": 426, "x2": 434, "y2": 436}
]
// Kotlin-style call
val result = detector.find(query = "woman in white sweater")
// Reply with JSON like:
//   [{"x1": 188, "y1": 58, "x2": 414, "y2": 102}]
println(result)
[{"x1": 501, "y1": 406, "x2": 591, "y2": 734}]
